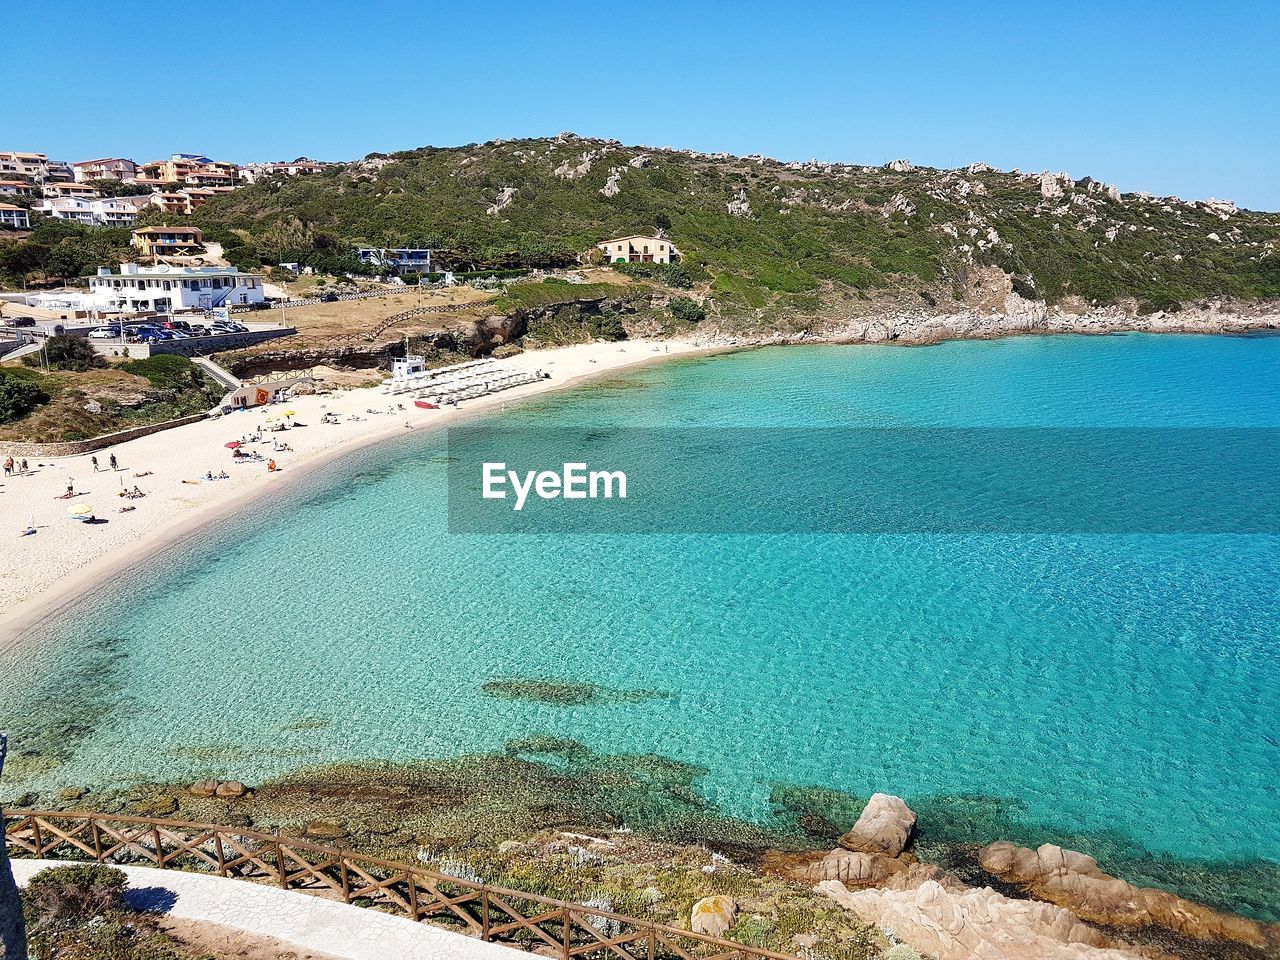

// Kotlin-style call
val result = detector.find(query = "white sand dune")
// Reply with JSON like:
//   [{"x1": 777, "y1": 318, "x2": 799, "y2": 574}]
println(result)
[{"x1": 0, "y1": 339, "x2": 707, "y2": 645}]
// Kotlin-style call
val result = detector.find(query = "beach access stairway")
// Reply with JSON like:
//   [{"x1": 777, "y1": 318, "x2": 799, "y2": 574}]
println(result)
[
  {"x1": 191, "y1": 355, "x2": 242, "y2": 391},
  {"x1": 384, "y1": 357, "x2": 544, "y2": 404},
  {"x1": 4, "y1": 810, "x2": 797, "y2": 960}
]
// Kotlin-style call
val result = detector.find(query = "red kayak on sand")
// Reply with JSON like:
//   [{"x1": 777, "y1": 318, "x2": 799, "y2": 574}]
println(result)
[{"x1": 414, "y1": 400, "x2": 439, "y2": 409}]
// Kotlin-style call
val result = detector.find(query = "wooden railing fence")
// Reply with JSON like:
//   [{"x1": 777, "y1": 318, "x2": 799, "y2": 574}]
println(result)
[{"x1": 4, "y1": 811, "x2": 796, "y2": 960}]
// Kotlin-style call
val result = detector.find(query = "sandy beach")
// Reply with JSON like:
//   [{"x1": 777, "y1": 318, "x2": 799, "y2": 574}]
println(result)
[{"x1": 0, "y1": 338, "x2": 708, "y2": 644}]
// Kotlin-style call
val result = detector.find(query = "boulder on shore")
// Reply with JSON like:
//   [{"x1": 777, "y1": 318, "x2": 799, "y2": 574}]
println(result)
[
  {"x1": 979, "y1": 841, "x2": 1278, "y2": 950},
  {"x1": 690, "y1": 895, "x2": 737, "y2": 937},
  {"x1": 818, "y1": 878, "x2": 1140, "y2": 960},
  {"x1": 767, "y1": 848, "x2": 938, "y2": 889},
  {"x1": 838, "y1": 793, "x2": 917, "y2": 857}
]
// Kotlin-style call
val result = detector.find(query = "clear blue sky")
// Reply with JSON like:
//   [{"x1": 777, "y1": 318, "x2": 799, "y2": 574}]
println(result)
[{"x1": 8, "y1": 1, "x2": 1279, "y2": 209}]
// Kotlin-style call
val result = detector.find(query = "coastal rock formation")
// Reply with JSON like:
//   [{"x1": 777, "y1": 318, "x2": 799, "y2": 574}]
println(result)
[
  {"x1": 886, "y1": 159, "x2": 913, "y2": 172},
  {"x1": 690, "y1": 895, "x2": 737, "y2": 937},
  {"x1": 818, "y1": 879, "x2": 1140, "y2": 960},
  {"x1": 770, "y1": 848, "x2": 939, "y2": 889},
  {"x1": 838, "y1": 793, "x2": 917, "y2": 856},
  {"x1": 979, "y1": 841, "x2": 1279, "y2": 950}
]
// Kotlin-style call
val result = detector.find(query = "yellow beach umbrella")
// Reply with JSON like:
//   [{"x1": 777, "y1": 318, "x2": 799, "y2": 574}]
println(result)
[
  {"x1": 281, "y1": 409, "x2": 296, "y2": 416},
  {"x1": 67, "y1": 503, "x2": 92, "y2": 516}
]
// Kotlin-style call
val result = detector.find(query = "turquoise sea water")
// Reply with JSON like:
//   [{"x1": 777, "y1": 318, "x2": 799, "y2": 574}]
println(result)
[{"x1": 3, "y1": 334, "x2": 1278, "y2": 898}]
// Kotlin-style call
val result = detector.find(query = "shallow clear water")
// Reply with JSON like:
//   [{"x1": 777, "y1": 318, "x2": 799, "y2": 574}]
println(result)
[{"x1": 4, "y1": 333, "x2": 1278, "y2": 877}]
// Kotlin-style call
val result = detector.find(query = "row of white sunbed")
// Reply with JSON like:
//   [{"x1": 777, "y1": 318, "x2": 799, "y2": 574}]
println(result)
[{"x1": 384, "y1": 359, "x2": 544, "y2": 404}]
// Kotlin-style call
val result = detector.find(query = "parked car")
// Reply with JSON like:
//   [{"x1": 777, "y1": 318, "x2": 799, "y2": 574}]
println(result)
[
  {"x1": 88, "y1": 326, "x2": 122, "y2": 339},
  {"x1": 320, "y1": 292, "x2": 340, "y2": 303},
  {"x1": 6, "y1": 316, "x2": 35, "y2": 327},
  {"x1": 189, "y1": 324, "x2": 209, "y2": 336}
]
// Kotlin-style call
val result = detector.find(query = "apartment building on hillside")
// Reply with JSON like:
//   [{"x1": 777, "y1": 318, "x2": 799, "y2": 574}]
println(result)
[
  {"x1": 0, "y1": 151, "x2": 49, "y2": 179},
  {"x1": 72, "y1": 157, "x2": 139, "y2": 182},
  {"x1": 36, "y1": 196, "x2": 149, "y2": 227},
  {"x1": 131, "y1": 225, "x2": 205, "y2": 259},
  {"x1": 0, "y1": 204, "x2": 31, "y2": 229}
]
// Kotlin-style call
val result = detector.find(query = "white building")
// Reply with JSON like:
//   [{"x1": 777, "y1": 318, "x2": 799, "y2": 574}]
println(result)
[
  {"x1": 88, "y1": 263, "x2": 265, "y2": 314},
  {"x1": 35, "y1": 196, "x2": 148, "y2": 227},
  {"x1": 597, "y1": 235, "x2": 679, "y2": 264},
  {"x1": 0, "y1": 151, "x2": 48, "y2": 179},
  {"x1": 42, "y1": 181, "x2": 99, "y2": 199},
  {"x1": 72, "y1": 158, "x2": 139, "y2": 182},
  {"x1": 0, "y1": 204, "x2": 31, "y2": 229}
]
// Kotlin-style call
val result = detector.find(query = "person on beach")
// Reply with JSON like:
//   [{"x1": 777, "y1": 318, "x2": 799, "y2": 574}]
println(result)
[
  {"x1": 66, "y1": 479, "x2": 74, "y2": 495},
  {"x1": 91, "y1": 456, "x2": 99, "y2": 472},
  {"x1": 20, "y1": 459, "x2": 28, "y2": 474},
  {"x1": 2, "y1": 457, "x2": 12, "y2": 478},
  {"x1": 109, "y1": 453, "x2": 118, "y2": 471}
]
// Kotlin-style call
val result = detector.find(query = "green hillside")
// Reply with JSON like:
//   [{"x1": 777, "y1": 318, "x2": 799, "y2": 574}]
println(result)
[{"x1": 8, "y1": 135, "x2": 1275, "y2": 328}]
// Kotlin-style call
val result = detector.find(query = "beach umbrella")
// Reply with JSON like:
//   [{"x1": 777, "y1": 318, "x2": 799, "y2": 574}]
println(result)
[
  {"x1": 67, "y1": 503, "x2": 92, "y2": 516},
  {"x1": 282, "y1": 409, "x2": 296, "y2": 416},
  {"x1": 224, "y1": 441, "x2": 242, "y2": 449}
]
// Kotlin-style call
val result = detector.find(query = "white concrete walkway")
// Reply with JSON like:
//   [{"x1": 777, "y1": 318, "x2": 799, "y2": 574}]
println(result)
[{"x1": 12, "y1": 860, "x2": 523, "y2": 960}]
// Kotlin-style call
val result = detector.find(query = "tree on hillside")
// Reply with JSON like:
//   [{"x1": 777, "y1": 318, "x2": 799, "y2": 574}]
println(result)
[
  {"x1": 0, "y1": 734, "x2": 30, "y2": 960},
  {"x1": 23, "y1": 336, "x2": 103, "y2": 373}
]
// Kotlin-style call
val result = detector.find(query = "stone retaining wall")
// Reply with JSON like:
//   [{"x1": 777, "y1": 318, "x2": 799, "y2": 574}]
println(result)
[{"x1": 1, "y1": 413, "x2": 207, "y2": 458}]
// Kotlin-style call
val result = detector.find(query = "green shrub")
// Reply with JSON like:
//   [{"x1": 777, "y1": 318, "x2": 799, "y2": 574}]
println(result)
[
  {"x1": 23, "y1": 335, "x2": 103, "y2": 372},
  {"x1": 120, "y1": 355, "x2": 206, "y2": 392},
  {"x1": 668, "y1": 296, "x2": 706, "y2": 324},
  {"x1": 0, "y1": 370, "x2": 48, "y2": 423},
  {"x1": 25, "y1": 863, "x2": 128, "y2": 923},
  {"x1": 615, "y1": 262, "x2": 695, "y2": 288}
]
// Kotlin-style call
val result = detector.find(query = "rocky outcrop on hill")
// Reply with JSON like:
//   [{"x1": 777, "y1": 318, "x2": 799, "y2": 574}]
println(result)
[
  {"x1": 818, "y1": 879, "x2": 1142, "y2": 960},
  {"x1": 980, "y1": 841, "x2": 1280, "y2": 951},
  {"x1": 600, "y1": 167, "x2": 624, "y2": 198},
  {"x1": 486, "y1": 186, "x2": 517, "y2": 215},
  {"x1": 838, "y1": 792, "x2": 918, "y2": 856},
  {"x1": 727, "y1": 188, "x2": 752, "y2": 217}
]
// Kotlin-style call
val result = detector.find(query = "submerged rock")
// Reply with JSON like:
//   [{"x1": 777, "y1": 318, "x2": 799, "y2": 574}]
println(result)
[
  {"x1": 690, "y1": 895, "x2": 737, "y2": 937},
  {"x1": 979, "y1": 841, "x2": 1279, "y2": 950},
  {"x1": 304, "y1": 821, "x2": 348, "y2": 841},
  {"x1": 189, "y1": 779, "x2": 250, "y2": 799},
  {"x1": 215, "y1": 780, "x2": 249, "y2": 799},
  {"x1": 838, "y1": 793, "x2": 917, "y2": 856}
]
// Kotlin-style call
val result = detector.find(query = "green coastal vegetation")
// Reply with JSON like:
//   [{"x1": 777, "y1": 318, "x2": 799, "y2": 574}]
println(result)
[
  {"x1": 167, "y1": 134, "x2": 1280, "y2": 327},
  {"x1": 11, "y1": 137, "x2": 1271, "y2": 328},
  {"x1": 0, "y1": 348, "x2": 221, "y2": 442}
]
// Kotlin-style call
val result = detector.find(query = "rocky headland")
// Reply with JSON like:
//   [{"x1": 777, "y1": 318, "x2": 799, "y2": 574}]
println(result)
[{"x1": 10, "y1": 755, "x2": 1279, "y2": 960}]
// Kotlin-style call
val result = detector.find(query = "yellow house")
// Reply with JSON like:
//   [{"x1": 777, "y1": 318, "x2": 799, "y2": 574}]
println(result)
[
  {"x1": 131, "y1": 225, "x2": 205, "y2": 259},
  {"x1": 598, "y1": 235, "x2": 678, "y2": 264}
]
